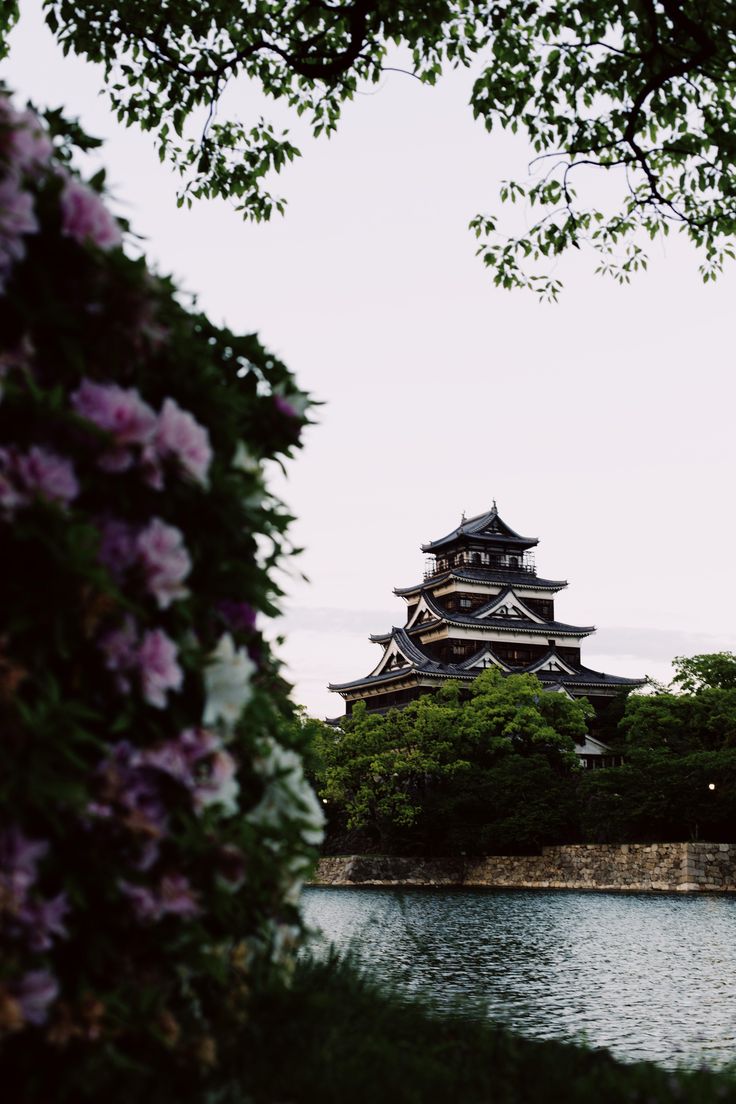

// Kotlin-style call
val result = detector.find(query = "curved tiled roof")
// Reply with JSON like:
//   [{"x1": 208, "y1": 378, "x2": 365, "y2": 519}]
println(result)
[
  {"x1": 394, "y1": 568, "x2": 568, "y2": 596},
  {"x1": 421, "y1": 504, "x2": 538, "y2": 553}
]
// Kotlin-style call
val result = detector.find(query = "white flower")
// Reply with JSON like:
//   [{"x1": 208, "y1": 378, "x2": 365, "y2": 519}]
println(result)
[
  {"x1": 202, "y1": 633, "x2": 256, "y2": 729},
  {"x1": 248, "y1": 737, "x2": 325, "y2": 847}
]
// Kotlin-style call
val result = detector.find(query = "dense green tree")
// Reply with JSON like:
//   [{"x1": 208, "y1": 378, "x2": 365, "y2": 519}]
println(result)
[
  {"x1": 421, "y1": 754, "x2": 580, "y2": 854},
  {"x1": 459, "y1": 668, "x2": 584, "y2": 767},
  {"x1": 621, "y1": 689, "x2": 736, "y2": 753},
  {"x1": 6, "y1": 1, "x2": 736, "y2": 296},
  {"x1": 314, "y1": 669, "x2": 587, "y2": 849},
  {"x1": 579, "y1": 749, "x2": 736, "y2": 843},
  {"x1": 671, "y1": 651, "x2": 736, "y2": 693}
]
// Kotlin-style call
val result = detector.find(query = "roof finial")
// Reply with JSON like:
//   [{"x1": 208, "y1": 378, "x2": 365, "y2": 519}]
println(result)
[
  {"x1": 461, "y1": 509, "x2": 466, "y2": 523},
  {"x1": 492, "y1": 498, "x2": 497, "y2": 512}
]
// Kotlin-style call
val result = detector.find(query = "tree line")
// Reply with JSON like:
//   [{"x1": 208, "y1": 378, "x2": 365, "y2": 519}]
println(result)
[{"x1": 303, "y1": 654, "x2": 736, "y2": 854}]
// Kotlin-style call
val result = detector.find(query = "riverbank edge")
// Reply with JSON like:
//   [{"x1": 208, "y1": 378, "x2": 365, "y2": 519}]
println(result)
[{"x1": 311, "y1": 842, "x2": 736, "y2": 892}]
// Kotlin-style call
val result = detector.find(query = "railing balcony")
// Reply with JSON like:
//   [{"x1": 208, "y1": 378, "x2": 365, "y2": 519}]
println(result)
[{"x1": 424, "y1": 552, "x2": 536, "y2": 581}]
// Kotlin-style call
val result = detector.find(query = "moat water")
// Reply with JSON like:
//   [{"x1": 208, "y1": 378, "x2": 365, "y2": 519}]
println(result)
[{"x1": 302, "y1": 886, "x2": 736, "y2": 1070}]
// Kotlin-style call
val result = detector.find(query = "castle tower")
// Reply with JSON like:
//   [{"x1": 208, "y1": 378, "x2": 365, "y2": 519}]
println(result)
[{"x1": 329, "y1": 503, "x2": 645, "y2": 758}]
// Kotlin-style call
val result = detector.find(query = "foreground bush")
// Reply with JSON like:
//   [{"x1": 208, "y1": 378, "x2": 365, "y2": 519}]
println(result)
[{"x1": 0, "y1": 96, "x2": 323, "y2": 1096}]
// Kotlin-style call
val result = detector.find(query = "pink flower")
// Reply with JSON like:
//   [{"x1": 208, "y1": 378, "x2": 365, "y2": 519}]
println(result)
[
  {"x1": 60, "y1": 178, "x2": 122, "y2": 251},
  {"x1": 138, "y1": 628, "x2": 183, "y2": 708},
  {"x1": 2, "y1": 106, "x2": 53, "y2": 175},
  {"x1": 15, "y1": 446, "x2": 79, "y2": 507},
  {"x1": 0, "y1": 177, "x2": 37, "y2": 289},
  {"x1": 12, "y1": 970, "x2": 58, "y2": 1026},
  {"x1": 155, "y1": 398, "x2": 212, "y2": 487},
  {"x1": 136, "y1": 518, "x2": 191, "y2": 609},
  {"x1": 72, "y1": 380, "x2": 156, "y2": 450}
]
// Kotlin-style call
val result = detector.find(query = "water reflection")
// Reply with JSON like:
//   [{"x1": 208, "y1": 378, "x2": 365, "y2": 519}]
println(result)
[{"x1": 302, "y1": 887, "x2": 736, "y2": 1069}]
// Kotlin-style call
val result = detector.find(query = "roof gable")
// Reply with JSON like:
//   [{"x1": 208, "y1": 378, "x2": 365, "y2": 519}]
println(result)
[
  {"x1": 527, "y1": 649, "x2": 580, "y2": 677},
  {"x1": 405, "y1": 593, "x2": 441, "y2": 630},
  {"x1": 474, "y1": 587, "x2": 546, "y2": 624},
  {"x1": 458, "y1": 647, "x2": 511, "y2": 673}
]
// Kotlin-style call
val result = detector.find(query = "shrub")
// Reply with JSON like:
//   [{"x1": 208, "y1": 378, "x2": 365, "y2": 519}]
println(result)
[{"x1": 0, "y1": 96, "x2": 323, "y2": 1098}]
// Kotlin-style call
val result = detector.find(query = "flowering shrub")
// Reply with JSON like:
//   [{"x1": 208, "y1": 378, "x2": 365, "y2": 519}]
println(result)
[{"x1": 0, "y1": 95, "x2": 323, "y2": 1098}]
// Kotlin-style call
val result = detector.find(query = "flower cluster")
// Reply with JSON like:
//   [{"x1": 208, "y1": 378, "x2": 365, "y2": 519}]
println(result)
[
  {"x1": 72, "y1": 381, "x2": 212, "y2": 489},
  {"x1": 0, "y1": 100, "x2": 118, "y2": 290},
  {"x1": 0, "y1": 444, "x2": 79, "y2": 515},
  {"x1": 0, "y1": 95, "x2": 317, "y2": 1092}
]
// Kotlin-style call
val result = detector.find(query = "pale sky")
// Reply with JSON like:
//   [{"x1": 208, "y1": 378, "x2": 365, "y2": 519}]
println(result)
[{"x1": 5, "y1": 6, "x2": 736, "y2": 718}]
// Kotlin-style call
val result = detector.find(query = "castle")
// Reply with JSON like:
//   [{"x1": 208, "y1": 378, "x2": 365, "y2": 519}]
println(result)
[{"x1": 329, "y1": 503, "x2": 645, "y2": 765}]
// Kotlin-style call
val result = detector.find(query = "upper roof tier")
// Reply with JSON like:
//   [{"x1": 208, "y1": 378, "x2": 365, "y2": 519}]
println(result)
[
  {"x1": 394, "y1": 566, "x2": 568, "y2": 597},
  {"x1": 422, "y1": 502, "x2": 538, "y2": 554}
]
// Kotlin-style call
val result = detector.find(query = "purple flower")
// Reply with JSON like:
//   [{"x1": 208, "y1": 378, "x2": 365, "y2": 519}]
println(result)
[
  {"x1": 158, "y1": 873, "x2": 200, "y2": 917},
  {"x1": 120, "y1": 873, "x2": 200, "y2": 922},
  {"x1": 0, "y1": 177, "x2": 38, "y2": 290},
  {"x1": 140, "y1": 727, "x2": 212, "y2": 784},
  {"x1": 20, "y1": 892, "x2": 69, "y2": 952},
  {"x1": 273, "y1": 394, "x2": 299, "y2": 419},
  {"x1": 99, "y1": 616, "x2": 139, "y2": 693},
  {"x1": 119, "y1": 880, "x2": 160, "y2": 921},
  {"x1": 217, "y1": 600, "x2": 257, "y2": 633},
  {"x1": 12, "y1": 970, "x2": 58, "y2": 1026},
  {"x1": 138, "y1": 628, "x2": 183, "y2": 708},
  {"x1": 0, "y1": 827, "x2": 47, "y2": 910},
  {"x1": 60, "y1": 178, "x2": 122, "y2": 251},
  {"x1": 155, "y1": 398, "x2": 212, "y2": 487},
  {"x1": 136, "y1": 518, "x2": 191, "y2": 609},
  {"x1": 72, "y1": 380, "x2": 156, "y2": 450},
  {"x1": 97, "y1": 518, "x2": 138, "y2": 580},
  {"x1": 139, "y1": 728, "x2": 239, "y2": 816},
  {"x1": 15, "y1": 446, "x2": 79, "y2": 507},
  {"x1": 97, "y1": 741, "x2": 169, "y2": 838}
]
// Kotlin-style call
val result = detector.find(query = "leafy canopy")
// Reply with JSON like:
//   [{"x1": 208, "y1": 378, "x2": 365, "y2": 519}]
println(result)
[
  {"x1": 4, "y1": 1, "x2": 736, "y2": 296},
  {"x1": 314, "y1": 668, "x2": 585, "y2": 843},
  {"x1": 671, "y1": 651, "x2": 736, "y2": 693}
]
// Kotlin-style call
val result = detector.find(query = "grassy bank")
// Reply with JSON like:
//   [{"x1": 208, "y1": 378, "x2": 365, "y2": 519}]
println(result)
[{"x1": 236, "y1": 954, "x2": 736, "y2": 1103}]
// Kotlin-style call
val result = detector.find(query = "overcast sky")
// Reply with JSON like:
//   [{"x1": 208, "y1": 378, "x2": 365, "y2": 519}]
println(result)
[{"x1": 5, "y1": 5, "x2": 736, "y2": 717}]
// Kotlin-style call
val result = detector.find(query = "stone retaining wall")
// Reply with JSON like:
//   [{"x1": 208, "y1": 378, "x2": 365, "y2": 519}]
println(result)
[{"x1": 313, "y1": 843, "x2": 736, "y2": 893}]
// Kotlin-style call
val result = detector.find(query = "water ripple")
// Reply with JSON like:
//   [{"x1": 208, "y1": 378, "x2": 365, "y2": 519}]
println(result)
[{"x1": 302, "y1": 887, "x2": 736, "y2": 1070}]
